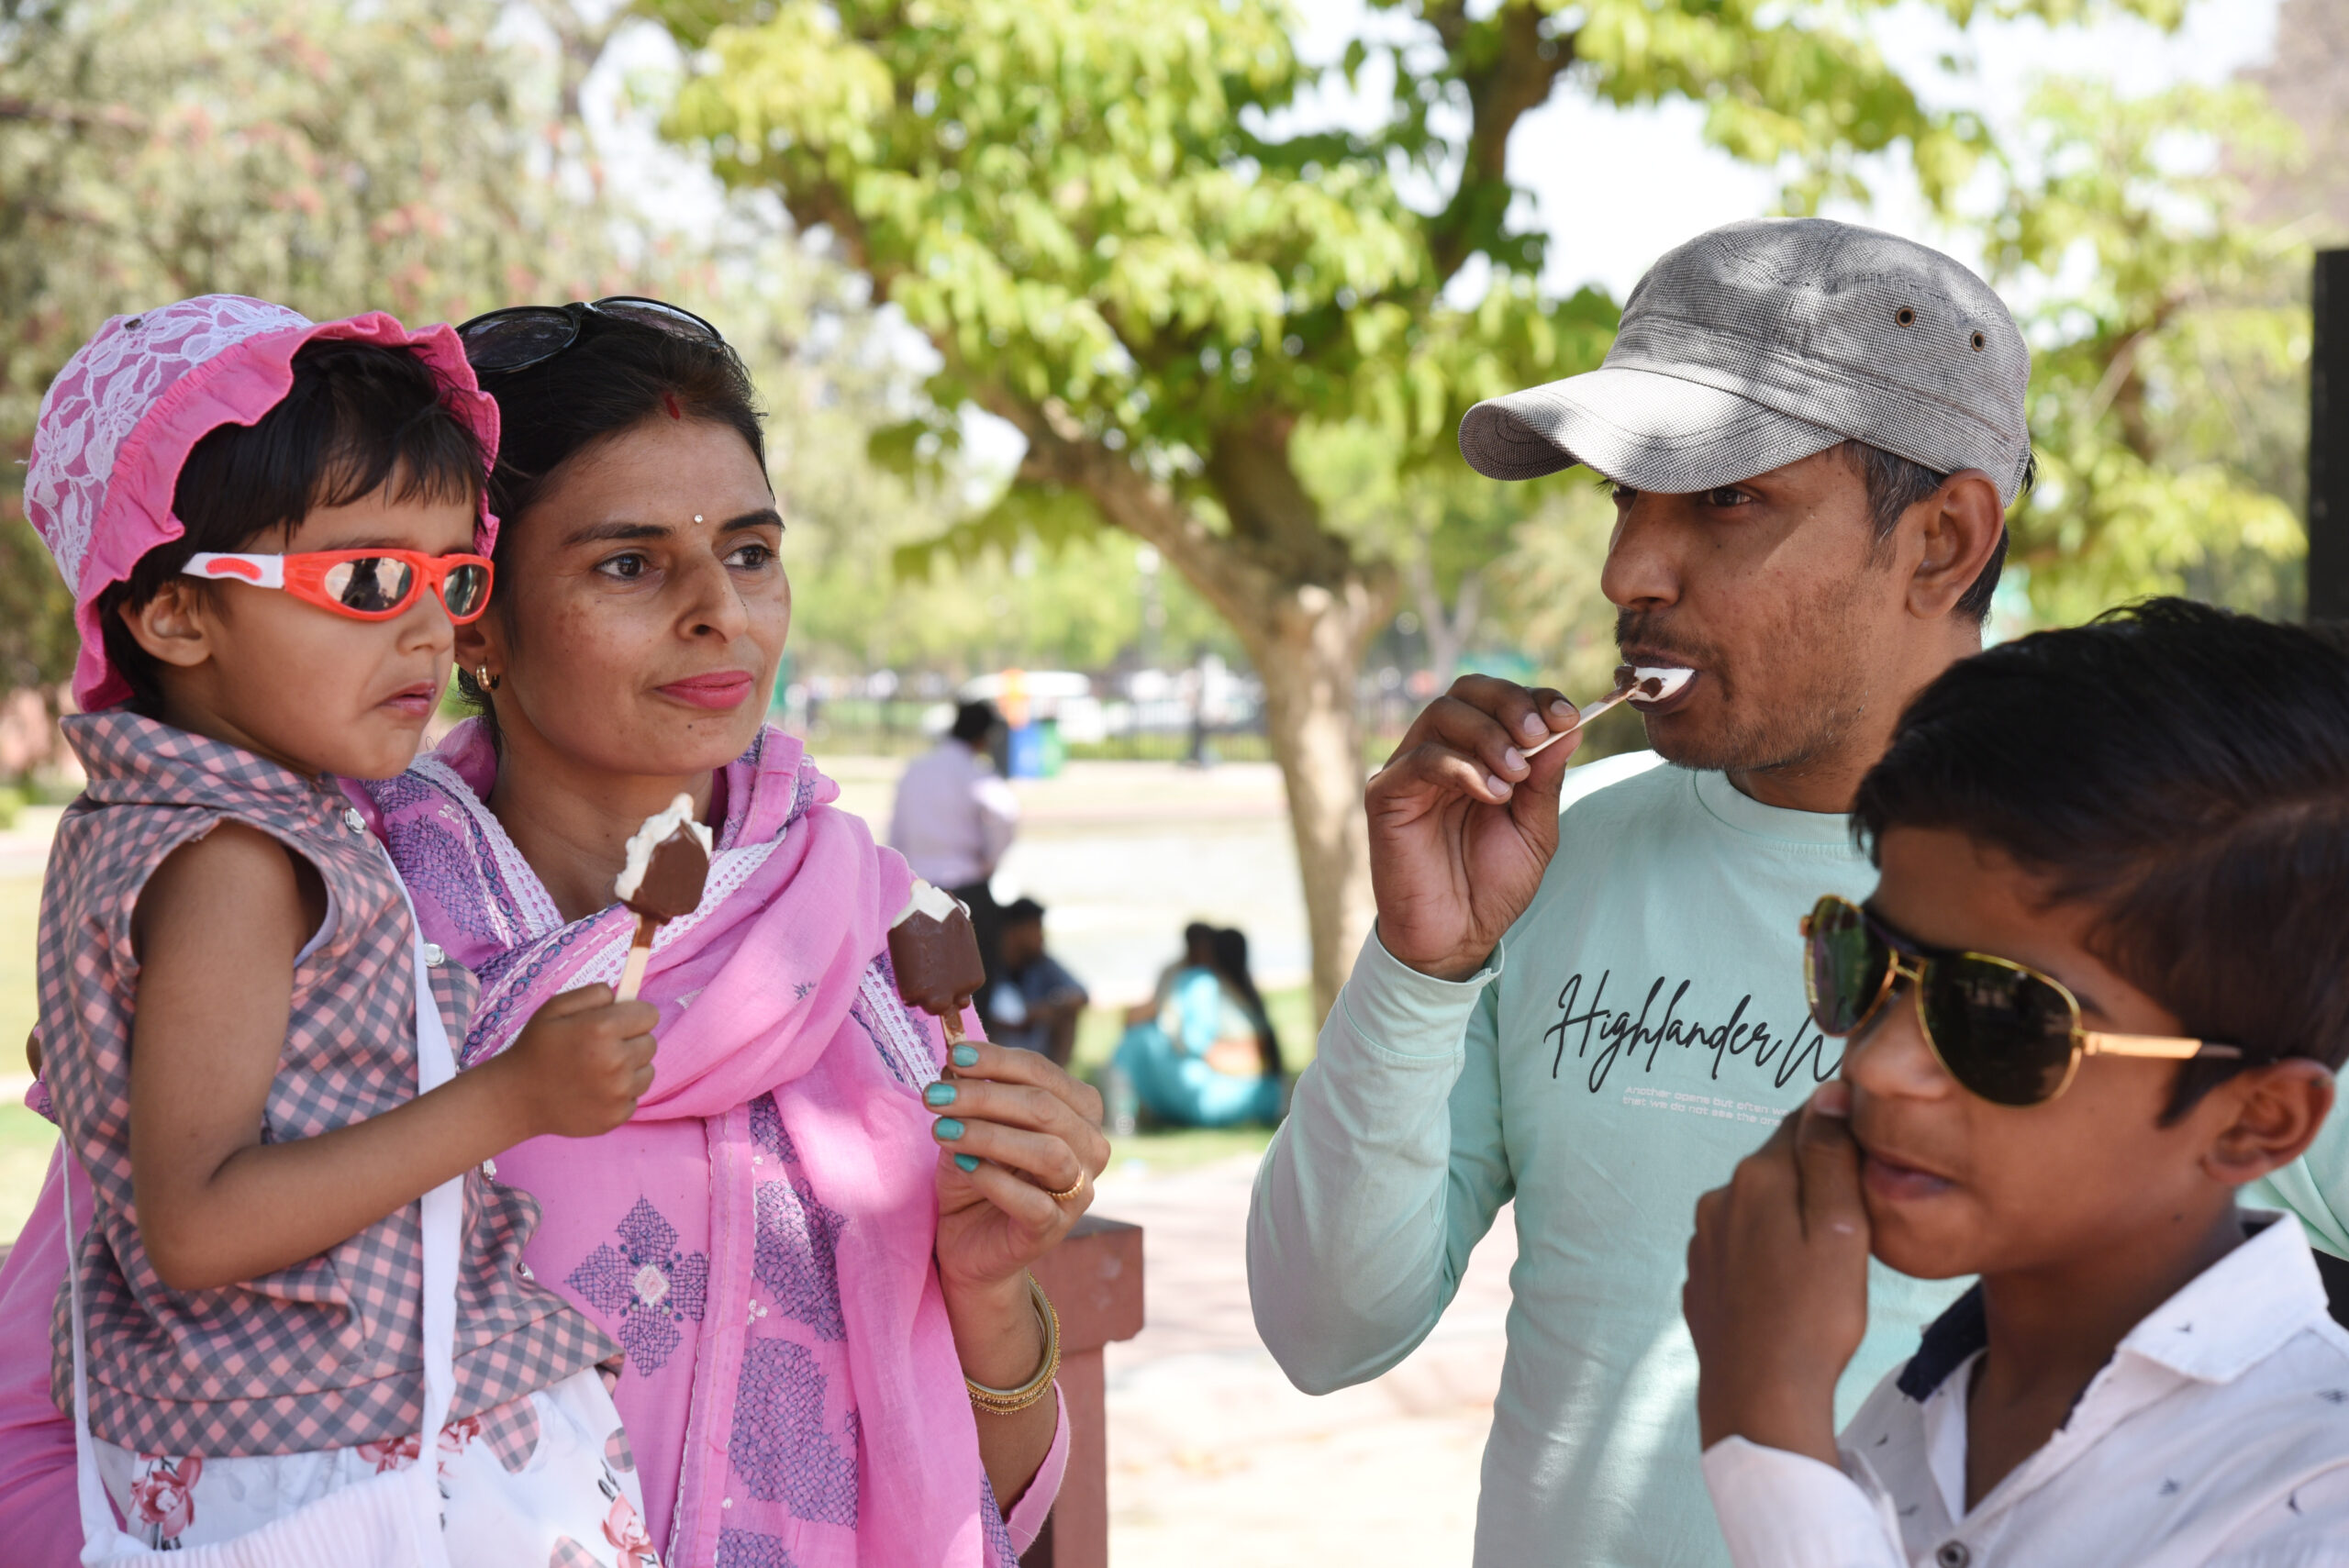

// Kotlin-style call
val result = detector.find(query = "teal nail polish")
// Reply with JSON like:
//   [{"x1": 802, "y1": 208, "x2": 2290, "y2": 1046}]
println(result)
[
  {"x1": 933, "y1": 1117, "x2": 966, "y2": 1141},
  {"x1": 952, "y1": 1044, "x2": 980, "y2": 1069},
  {"x1": 924, "y1": 1081, "x2": 959, "y2": 1108},
  {"x1": 953, "y1": 1152, "x2": 980, "y2": 1173}
]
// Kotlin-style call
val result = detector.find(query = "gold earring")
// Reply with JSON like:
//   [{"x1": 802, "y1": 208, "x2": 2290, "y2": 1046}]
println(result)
[{"x1": 476, "y1": 664, "x2": 500, "y2": 693}]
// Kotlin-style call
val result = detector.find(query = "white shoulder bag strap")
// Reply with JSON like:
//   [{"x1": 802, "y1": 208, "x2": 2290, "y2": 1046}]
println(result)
[{"x1": 65, "y1": 867, "x2": 462, "y2": 1567}]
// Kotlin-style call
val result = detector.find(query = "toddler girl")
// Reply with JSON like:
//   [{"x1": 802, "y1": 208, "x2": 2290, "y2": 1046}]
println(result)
[{"x1": 23, "y1": 296, "x2": 661, "y2": 1562}]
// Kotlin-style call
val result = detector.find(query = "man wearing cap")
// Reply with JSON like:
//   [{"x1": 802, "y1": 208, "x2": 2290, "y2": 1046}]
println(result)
[{"x1": 1246, "y1": 219, "x2": 2028, "y2": 1564}]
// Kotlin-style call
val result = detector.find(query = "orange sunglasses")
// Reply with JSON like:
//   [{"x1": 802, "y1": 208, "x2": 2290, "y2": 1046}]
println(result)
[{"x1": 184, "y1": 550, "x2": 495, "y2": 624}]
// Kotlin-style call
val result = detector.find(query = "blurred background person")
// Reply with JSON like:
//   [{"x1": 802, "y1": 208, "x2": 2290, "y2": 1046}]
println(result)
[
  {"x1": 890, "y1": 697, "x2": 1019, "y2": 984},
  {"x1": 983, "y1": 896, "x2": 1090, "y2": 1066},
  {"x1": 1112, "y1": 922, "x2": 1285, "y2": 1129}
]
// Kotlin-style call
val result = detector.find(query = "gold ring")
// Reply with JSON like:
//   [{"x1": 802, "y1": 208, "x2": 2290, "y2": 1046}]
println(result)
[{"x1": 1041, "y1": 1173, "x2": 1085, "y2": 1203}]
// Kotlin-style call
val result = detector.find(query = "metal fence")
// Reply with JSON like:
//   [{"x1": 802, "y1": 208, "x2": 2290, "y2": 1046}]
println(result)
[{"x1": 781, "y1": 675, "x2": 1432, "y2": 767}]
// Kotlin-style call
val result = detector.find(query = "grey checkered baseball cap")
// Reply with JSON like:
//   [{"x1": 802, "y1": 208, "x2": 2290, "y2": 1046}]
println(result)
[{"x1": 1458, "y1": 218, "x2": 2032, "y2": 505}]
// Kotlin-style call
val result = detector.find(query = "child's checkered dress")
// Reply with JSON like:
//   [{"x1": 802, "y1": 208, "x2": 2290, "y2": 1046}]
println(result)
[{"x1": 40, "y1": 712, "x2": 616, "y2": 1457}]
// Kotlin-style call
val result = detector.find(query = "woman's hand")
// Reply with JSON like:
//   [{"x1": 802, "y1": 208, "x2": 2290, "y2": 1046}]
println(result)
[
  {"x1": 928, "y1": 1040, "x2": 1109, "y2": 1308},
  {"x1": 927, "y1": 1040, "x2": 1111, "y2": 1507},
  {"x1": 1683, "y1": 1081, "x2": 1872, "y2": 1467}
]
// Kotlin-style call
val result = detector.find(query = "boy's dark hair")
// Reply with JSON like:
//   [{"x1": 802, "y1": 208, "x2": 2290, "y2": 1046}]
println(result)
[
  {"x1": 97, "y1": 339, "x2": 486, "y2": 716},
  {"x1": 454, "y1": 312, "x2": 766, "y2": 720},
  {"x1": 1854, "y1": 597, "x2": 2349, "y2": 1119},
  {"x1": 1842, "y1": 440, "x2": 2035, "y2": 626},
  {"x1": 1001, "y1": 896, "x2": 1046, "y2": 925}
]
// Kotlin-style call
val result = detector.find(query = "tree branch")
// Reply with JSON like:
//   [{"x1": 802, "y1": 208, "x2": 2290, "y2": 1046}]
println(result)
[
  {"x1": 0, "y1": 97, "x2": 146, "y2": 132},
  {"x1": 1426, "y1": 0, "x2": 1575, "y2": 284},
  {"x1": 524, "y1": 0, "x2": 627, "y2": 128},
  {"x1": 982, "y1": 388, "x2": 1275, "y2": 626}
]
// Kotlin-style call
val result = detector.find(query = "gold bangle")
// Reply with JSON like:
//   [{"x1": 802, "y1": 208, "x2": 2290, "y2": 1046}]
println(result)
[{"x1": 965, "y1": 1273, "x2": 1060, "y2": 1415}]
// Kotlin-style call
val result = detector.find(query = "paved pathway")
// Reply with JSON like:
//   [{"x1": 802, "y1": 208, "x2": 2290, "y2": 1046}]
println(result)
[{"x1": 1093, "y1": 1155, "x2": 1514, "y2": 1565}]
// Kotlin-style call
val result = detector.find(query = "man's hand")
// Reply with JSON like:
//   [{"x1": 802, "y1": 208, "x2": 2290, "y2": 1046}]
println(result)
[
  {"x1": 1367, "y1": 674, "x2": 1583, "y2": 980},
  {"x1": 1683, "y1": 1081, "x2": 1872, "y2": 1466}
]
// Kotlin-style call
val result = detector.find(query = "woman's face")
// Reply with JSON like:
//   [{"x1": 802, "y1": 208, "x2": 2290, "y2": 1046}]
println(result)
[{"x1": 457, "y1": 415, "x2": 787, "y2": 781}]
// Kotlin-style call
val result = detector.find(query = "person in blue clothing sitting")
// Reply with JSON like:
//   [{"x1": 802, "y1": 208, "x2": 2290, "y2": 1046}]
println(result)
[
  {"x1": 983, "y1": 897, "x2": 1090, "y2": 1066},
  {"x1": 1113, "y1": 923, "x2": 1285, "y2": 1128}
]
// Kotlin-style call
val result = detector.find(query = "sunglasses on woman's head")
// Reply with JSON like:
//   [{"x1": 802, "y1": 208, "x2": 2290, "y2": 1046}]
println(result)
[
  {"x1": 453, "y1": 296, "x2": 725, "y2": 374},
  {"x1": 1798, "y1": 894, "x2": 2241, "y2": 1106},
  {"x1": 184, "y1": 550, "x2": 495, "y2": 624}
]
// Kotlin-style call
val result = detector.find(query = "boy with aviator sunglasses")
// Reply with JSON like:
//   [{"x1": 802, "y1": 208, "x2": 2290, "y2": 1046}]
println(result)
[{"x1": 1685, "y1": 598, "x2": 2349, "y2": 1567}]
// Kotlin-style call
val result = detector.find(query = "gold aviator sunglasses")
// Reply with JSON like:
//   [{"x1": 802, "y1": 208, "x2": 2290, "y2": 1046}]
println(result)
[{"x1": 1798, "y1": 895, "x2": 2242, "y2": 1106}]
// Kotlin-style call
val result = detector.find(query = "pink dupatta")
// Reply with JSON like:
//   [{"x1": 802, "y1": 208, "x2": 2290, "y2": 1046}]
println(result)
[{"x1": 357, "y1": 720, "x2": 1051, "y2": 1565}]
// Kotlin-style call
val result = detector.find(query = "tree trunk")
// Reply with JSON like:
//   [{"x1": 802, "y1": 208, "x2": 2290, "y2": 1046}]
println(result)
[
  {"x1": 1230, "y1": 577, "x2": 1394, "y2": 1023},
  {"x1": 977, "y1": 395, "x2": 1400, "y2": 1024},
  {"x1": 1407, "y1": 552, "x2": 1482, "y2": 685}
]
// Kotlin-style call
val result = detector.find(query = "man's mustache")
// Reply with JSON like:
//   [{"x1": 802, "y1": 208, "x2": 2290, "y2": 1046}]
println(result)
[{"x1": 1614, "y1": 610, "x2": 1714, "y2": 667}]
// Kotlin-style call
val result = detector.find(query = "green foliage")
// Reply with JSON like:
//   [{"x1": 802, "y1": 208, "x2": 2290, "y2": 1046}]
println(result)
[
  {"x1": 0, "y1": 0, "x2": 626, "y2": 698},
  {"x1": 793, "y1": 518, "x2": 1240, "y2": 674},
  {"x1": 652, "y1": 0, "x2": 2187, "y2": 517},
  {"x1": 1986, "y1": 78, "x2": 2309, "y2": 625},
  {"x1": 657, "y1": 0, "x2": 1585, "y2": 473}
]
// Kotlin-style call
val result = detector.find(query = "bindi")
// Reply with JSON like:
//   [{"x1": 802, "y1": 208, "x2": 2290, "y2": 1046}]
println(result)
[{"x1": 663, "y1": 393, "x2": 683, "y2": 420}]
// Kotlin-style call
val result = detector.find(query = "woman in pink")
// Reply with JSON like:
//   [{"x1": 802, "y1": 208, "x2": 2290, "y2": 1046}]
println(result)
[{"x1": 0, "y1": 300, "x2": 1101, "y2": 1565}]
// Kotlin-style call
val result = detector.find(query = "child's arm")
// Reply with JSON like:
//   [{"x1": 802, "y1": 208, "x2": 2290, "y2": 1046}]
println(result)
[
  {"x1": 127, "y1": 823, "x2": 654, "y2": 1293},
  {"x1": 1685, "y1": 1084, "x2": 1903, "y2": 1568}
]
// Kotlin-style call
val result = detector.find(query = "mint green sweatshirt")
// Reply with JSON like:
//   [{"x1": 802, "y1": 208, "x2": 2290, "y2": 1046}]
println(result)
[{"x1": 1246, "y1": 753, "x2": 1969, "y2": 1567}]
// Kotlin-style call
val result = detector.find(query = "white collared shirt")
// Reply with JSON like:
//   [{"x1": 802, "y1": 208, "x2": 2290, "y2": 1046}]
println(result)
[
  {"x1": 1703, "y1": 1212, "x2": 2349, "y2": 1568},
  {"x1": 887, "y1": 740, "x2": 1019, "y2": 888}
]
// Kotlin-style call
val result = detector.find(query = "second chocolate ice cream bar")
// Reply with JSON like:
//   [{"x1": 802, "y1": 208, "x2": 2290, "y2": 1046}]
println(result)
[{"x1": 889, "y1": 880, "x2": 987, "y2": 1029}]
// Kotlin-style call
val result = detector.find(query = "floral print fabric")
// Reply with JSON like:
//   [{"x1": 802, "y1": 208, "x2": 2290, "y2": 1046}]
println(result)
[{"x1": 95, "y1": 1367, "x2": 656, "y2": 1565}]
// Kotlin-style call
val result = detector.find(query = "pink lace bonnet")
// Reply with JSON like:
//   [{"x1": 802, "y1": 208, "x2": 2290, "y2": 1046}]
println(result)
[{"x1": 24, "y1": 295, "x2": 501, "y2": 711}]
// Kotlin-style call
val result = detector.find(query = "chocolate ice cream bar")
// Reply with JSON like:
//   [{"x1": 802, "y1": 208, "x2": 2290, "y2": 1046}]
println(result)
[
  {"x1": 614, "y1": 794, "x2": 713, "y2": 1001},
  {"x1": 889, "y1": 880, "x2": 986, "y2": 1041}
]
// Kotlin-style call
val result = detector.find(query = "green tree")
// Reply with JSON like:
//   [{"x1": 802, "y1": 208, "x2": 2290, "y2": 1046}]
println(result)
[
  {"x1": 651, "y1": 0, "x2": 2166, "y2": 1016},
  {"x1": 1985, "y1": 78, "x2": 2309, "y2": 625},
  {"x1": 0, "y1": 0, "x2": 626, "y2": 699}
]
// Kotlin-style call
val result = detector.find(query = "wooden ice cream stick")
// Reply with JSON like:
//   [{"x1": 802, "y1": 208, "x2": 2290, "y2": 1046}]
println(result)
[
  {"x1": 617, "y1": 915, "x2": 658, "y2": 1003},
  {"x1": 1522, "y1": 664, "x2": 1695, "y2": 759}
]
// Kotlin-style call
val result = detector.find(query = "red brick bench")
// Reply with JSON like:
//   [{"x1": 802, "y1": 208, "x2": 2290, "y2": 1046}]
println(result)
[{"x1": 1023, "y1": 1214, "x2": 1145, "y2": 1568}]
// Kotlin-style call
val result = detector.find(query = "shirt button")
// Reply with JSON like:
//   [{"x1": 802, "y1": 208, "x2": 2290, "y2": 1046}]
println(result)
[
  {"x1": 422, "y1": 942, "x2": 446, "y2": 967},
  {"x1": 1935, "y1": 1543, "x2": 1971, "y2": 1568},
  {"x1": 341, "y1": 806, "x2": 366, "y2": 834}
]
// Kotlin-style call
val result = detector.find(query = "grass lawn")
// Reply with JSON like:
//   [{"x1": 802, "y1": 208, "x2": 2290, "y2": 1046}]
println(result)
[
  {"x1": 0, "y1": 876, "x2": 50, "y2": 1242},
  {"x1": 0, "y1": 1104, "x2": 54, "y2": 1244},
  {"x1": 0, "y1": 876, "x2": 35, "y2": 1074}
]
